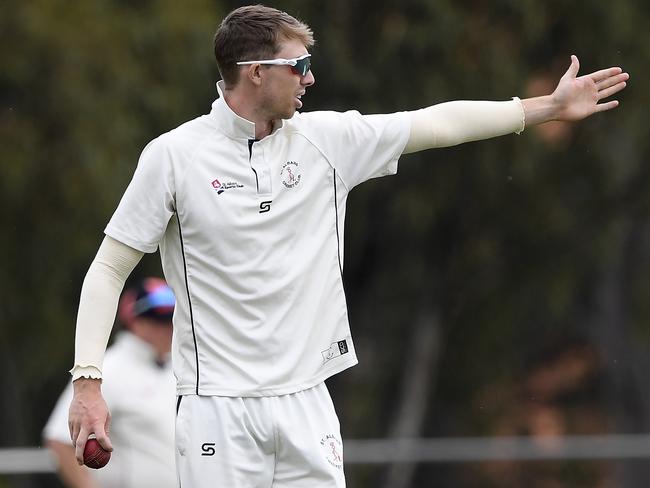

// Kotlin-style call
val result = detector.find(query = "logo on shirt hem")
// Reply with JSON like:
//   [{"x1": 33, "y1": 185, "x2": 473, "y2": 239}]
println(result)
[{"x1": 321, "y1": 339, "x2": 349, "y2": 364}]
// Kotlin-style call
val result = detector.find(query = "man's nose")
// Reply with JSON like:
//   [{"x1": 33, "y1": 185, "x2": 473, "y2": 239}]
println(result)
[{"x1": 302, "y1": 70, "x2": 315, "y2": 86}]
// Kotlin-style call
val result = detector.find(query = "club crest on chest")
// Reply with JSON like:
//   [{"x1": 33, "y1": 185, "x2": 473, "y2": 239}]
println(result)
[{"x1": 281, "y1": 161, "x2": 301, "y2": 189}]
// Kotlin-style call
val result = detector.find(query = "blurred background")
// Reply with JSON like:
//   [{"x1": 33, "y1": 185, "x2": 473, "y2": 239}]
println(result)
[{"x1": 1, "y1": 0, "x2": 648, "y2": 487}]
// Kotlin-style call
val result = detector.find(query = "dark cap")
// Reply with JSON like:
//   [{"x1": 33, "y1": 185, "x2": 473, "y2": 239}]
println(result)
[{"x1": 118, "y1": 277, "x2": 175, "y2": 326}]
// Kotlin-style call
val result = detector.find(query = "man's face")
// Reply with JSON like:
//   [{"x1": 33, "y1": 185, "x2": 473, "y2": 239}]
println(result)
[
  {"x1": 131, "y1": 317, "x2": 173, "y2": 355},
  {"x1": 259, "y1": 38, "x2": 315, "y2": 120}
]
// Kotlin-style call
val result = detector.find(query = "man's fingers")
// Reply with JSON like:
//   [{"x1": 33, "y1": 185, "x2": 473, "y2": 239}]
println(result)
[
  {"x1": 95, "y1": 426, "x2": 114, "y2": 452},
  {"x1": 596, "y1": 73, "x2": 629, "y2": 91},
  {"x1": 588, "y1": 66, "x2": 623, "y2": 83},
  {"x1": 595, "y1": 100, "x2": 619, "y2": 112},
  {"x1": 105, "y1": 411, "x2": 113, "y2": 450},
  {"x1": 69, "y1": 421, "x2": 79, "y2": 446},
  {"x1": 598, "y1": 81, "x2": 627, "y2": 101},
  {"x1": 565, "y1": 54, "x2": 580, "y2": 79},
  {"x1": 74, "y1": 429, "x2": 89, "y2": 465}
]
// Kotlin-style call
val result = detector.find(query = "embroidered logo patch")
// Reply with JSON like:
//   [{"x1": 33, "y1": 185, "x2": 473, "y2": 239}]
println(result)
[
  {"x1": 320, "y1": 434, "x2": 343, "y2": 470},
  {"x1": 281, "y1": 161, "x2": 301, "y2": 188},
  {"x1": 211, "y1": 178, "x2": 243, "y2": 194}
]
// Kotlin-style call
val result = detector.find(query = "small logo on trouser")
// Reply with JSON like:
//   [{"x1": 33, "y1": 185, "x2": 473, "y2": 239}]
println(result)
[
  {"x1": 321, "y1": 340, "x2": 349, "y2": 364},
  {"x1": 320, "y1": 434, "x2": 343, "y2": 470}
]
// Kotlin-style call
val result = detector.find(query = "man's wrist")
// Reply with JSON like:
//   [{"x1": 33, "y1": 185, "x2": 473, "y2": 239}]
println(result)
[
  {"x1": 521, "y1": 94, "x2": 561, "y2": 126},
  {"x1": 72, "y1": 377, "x2": 102, "y2": 394}
]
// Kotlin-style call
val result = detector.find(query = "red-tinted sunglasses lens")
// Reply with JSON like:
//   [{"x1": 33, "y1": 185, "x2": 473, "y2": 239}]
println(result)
[{"x1": 289, "y1": 57, "x2": 311, "y2": 76}]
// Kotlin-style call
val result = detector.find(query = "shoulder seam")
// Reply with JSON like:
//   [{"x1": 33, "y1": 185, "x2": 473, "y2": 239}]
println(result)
[{"x1": 291, "y1": 129, "x2": 352, "y2": 193}]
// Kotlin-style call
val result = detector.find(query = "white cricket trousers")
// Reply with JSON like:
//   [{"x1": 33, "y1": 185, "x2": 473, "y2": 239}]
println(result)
[{"x1": 175, "y1": 382, "x2": 346, "y2": 487}]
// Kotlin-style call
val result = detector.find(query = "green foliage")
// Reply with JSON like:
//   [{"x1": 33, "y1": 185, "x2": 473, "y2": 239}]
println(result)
[
  {"x1": 2, "y1": 1, "x2": 650, "y2": 486},
  {"x1": 0, "y1": 0, "x2": 218, "y2": 448}
]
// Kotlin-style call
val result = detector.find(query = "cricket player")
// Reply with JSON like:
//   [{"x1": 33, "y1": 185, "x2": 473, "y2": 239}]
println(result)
[
  {"x1": 68, "y1": 5, "x2": 628, "y2": 487},
  {"x1": 47, "y1": 278, "x2": 176, "y2": 487}
]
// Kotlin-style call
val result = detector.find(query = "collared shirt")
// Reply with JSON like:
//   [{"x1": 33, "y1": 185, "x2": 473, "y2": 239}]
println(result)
[
  {"x1": 44, "y1": 332, "x2": 176, "y2": 487},
  {"x1": 105, "y1": 82, "x2": 411, "y2": 397}
]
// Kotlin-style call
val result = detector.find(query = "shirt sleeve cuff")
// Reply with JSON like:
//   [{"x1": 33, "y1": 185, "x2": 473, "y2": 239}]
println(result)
[
  {"x1": 512, "y1": 96, "x2": 526, "y2": 135},
  {"x1": 69, "y1": 365, "x2": 103, "y2": 381}
]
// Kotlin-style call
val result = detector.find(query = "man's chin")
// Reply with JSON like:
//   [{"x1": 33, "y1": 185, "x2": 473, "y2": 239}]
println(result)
[{"x1": 281, "y1": 108, "x2": 298, "y2": 120}]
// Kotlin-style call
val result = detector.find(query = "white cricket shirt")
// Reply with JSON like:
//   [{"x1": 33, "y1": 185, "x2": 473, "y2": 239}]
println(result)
[
  {"x1": 105, "y1": 82, "x2": 410, "y2": 396},
  {"x1": 44, "y1": 333, "x2": 177, "y2": 487}
]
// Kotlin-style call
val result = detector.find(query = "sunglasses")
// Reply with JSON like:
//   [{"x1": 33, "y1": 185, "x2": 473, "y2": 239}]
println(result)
[{"x1": 236, "y1": 53, "x2": 312, "y2": 77}]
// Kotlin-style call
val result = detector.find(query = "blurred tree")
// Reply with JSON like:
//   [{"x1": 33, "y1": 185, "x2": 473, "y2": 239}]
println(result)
[
  {"x1": 0, "y1": 0, "x2": 219, "y2": 464},
  {"x1": 1, "y1": 0, "x2": 649, "y2": 487}
]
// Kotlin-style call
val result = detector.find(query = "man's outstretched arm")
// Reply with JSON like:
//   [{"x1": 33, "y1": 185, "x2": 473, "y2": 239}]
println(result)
[
  {"x1": 404, "y1": 55, "x2": 629, "y2": 153},
  {"x1": 68, "y1": 236, "x2": 143, "y2": 464}
]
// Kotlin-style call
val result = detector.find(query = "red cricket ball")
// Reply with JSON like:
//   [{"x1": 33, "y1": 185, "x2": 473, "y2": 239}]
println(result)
[{"x1": 83, "y1": 438, "x2": 111, "y2": 469}]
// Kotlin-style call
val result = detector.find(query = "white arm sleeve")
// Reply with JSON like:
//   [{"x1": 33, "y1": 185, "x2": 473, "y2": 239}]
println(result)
[
  {"x1": 403, "y1": 97, "x2": 525, "y2": 154},
  {"x1": 69, "y1": 236, "x2": 144, "y2": 380}
]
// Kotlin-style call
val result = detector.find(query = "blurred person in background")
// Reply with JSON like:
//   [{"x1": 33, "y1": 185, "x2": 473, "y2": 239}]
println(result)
[
  {"x1": 44, "y1": 277, "x2": 176, "y2": 488},
  {"x1": 67, "y1": 4, "x2": 628, "y2": 487}
]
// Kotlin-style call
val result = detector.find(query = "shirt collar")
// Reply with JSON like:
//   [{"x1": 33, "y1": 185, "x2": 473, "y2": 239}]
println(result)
[{"x1": 210, "y1": 80, "x2": 284, "y2": 140}]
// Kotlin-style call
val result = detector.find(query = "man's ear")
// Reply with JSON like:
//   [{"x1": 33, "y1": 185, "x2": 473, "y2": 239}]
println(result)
[{"x1": 245, "y1": 64, "x2": 264, "y2": 86}]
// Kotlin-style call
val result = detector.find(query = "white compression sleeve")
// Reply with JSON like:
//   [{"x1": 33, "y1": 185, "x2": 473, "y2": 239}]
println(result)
[
  {"x1": 69, "y1": 236, "x2": 144, "y2": 380},
  {"x1": 403, "y1": 97, "x2": 525, "y2": 154}
]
